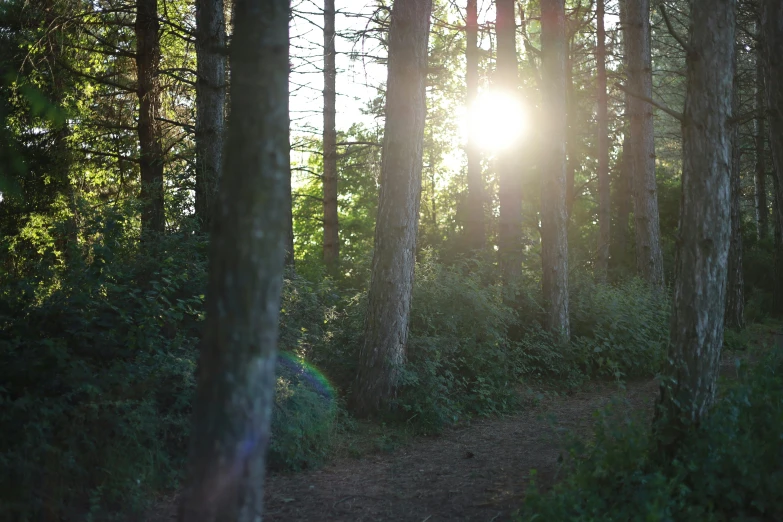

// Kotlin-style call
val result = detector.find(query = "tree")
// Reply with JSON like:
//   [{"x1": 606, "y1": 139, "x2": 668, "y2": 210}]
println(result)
[
  {"x1": 625, "y1": 0, "x2": 664, "y2": 290},
  {"x1": 540, "y1": 0, "x2": 570, "y2": 339},
  {"x1": 755, "y1": 40, "x2": 768, "y2": 240},
  {"x1": 136, "y1": 0, "x2": 166, "y2": 236},
  {"x1": 177, "y1": 0, "x2": 290, "y2": 517},
  {"x1": 496, "y1": 0, "x2": 522, "y2": 284},
  {"x1": 595, "y1": 0, "x2": 610, "y2": 281},
  {"x1": 464, "y1": 0, "x2": 484, "y2": 250},
  {"x1": 194, "y1": 0, "x2": 226, "y2": 230},
  {"x1": 657, "y1": 0, "x2": 735, "y2": 453},
  {"x1": 323, "y1": 0, "x2": 339, "y2": 269},
  {"x1": 351, "y1": 0, "x2": 432, "y2": 416},
  {"x1": 725, "y1": 69, "x2": 745, "y2": 330}
]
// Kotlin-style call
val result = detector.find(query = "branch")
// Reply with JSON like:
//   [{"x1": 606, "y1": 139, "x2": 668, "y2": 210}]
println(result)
[
  {"x1": 659, "y1": 4, "x2": 692, "y2": 54},
  {"x1": 614, "y1": 83, "x2": 684, "y2": 122},
  {"x1": 729, "y1": 109, "x2": 761, "y2": 126},
  {"x1": 336, "y1": 140, "x2": 382, "y2": 147}
]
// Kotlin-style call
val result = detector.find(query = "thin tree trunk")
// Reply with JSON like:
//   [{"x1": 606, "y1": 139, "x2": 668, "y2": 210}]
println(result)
[
  {"x1": 755, "y1": 44, "x2": 768, "y2": 240},
  {"x1": 657, "y1": 0, "x2": 735, "y2": 455},
  {"x1": 464, "y1": 0, "x2": 484, "y2": 250},
  {"x1": 136, "y1": 0, "x2": 165, "y2": 236},
  {"x1": 565, "y1": 51, "x2": 576, "y2": 220},
  {"x1": 773, "y1": 170, "x2": 783, "y2": 315},
  {"x1": 194, "y1": 0, "x2": 226, "y2": 230},
  {"x1": 726, "y1": 71, "x2": 745, "y2": 330},
  {"x1": 351, "y1": 0, "x2": 431, "y2": 417},
  {"x1": 612, "y1": 0, "x2": 632, "y2": 273},
  {"x1": 177, "y1": 0, "x2": 290, "y2": 516},
  {"x1": 625, "y1": 0, "x2": 664, "y2": 290},
  {"x1": 763, "y1": 0, "x2": 783, "y2": 317},
  {"x1": 496, "y1": 0, "x2": 521, "y2": 285},
  {"x1": 323, "y1": 0, "x2": 339, "y2": 269},
  {"x1": 540, "y1": 0, "x2": 570, "y2": 340},
  {"x1": 595, "y1": 0, "x2": 610, "y2": 282}
]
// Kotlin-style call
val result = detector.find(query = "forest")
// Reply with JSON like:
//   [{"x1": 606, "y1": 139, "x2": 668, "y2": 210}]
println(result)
[{"x1": 2, "y1": 0, "x2": 783, "y2": 519}]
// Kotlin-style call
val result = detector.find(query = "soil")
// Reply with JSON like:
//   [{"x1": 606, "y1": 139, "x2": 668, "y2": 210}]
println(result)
[{"x1": 147, "y1": 378, "x2": 661, "y2": 522}]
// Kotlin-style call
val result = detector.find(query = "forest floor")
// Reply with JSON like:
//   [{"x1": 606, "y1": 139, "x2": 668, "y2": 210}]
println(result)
[{"x1": 146, "y1": 326, "x2": 776, "y2": 522}]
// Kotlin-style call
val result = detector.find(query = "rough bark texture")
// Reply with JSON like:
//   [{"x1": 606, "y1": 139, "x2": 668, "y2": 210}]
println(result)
[
  {"x1": 657, "y1": 0, "x2": 735, "y2": 454},
  {"x1": 540, "y1": 0, "x2": 570, "y2": 340},
  {"x1": 323, "y1": 0, "x2": 339, "y2": 268},
  {"x1": 496, "y1": 0, "x2": 522, "y2": 284},
  {"x1": 612, "y1": 0, "x2": 632, "y2": 272},
  {"x1": 177, "y1": 0, "x2": 290, "y2": 519},
  {"x1": 194, "y1": 0, "x2": 226, "y2": 230},
  {"x1": 565, "y1": 52, "x2": 576, "y2": 220},
  {"x1": 464, "y1": 0, "x2": 484, "y2": 251},
  {"x1": 595, "y1": 0, "x2": 610, "y2": 281},
  {"x1": 763, "y1": 0, "x2": 783, "y2": 316},
  {"x1": 774, "y1": 170, "x2": 783, "y2": 316},
  {"x1": 755, "y1": 48, "x2": 768, "y2": 240},
  {"x1": 726, "y1": 72, "x2": 745, "y2": 330},
  {"x1": 136, "y1": 0, "x2": 165, "y2": 235},
  {"x1": 625, "y1": 0, "x2": 664, "y2": 290},
  {"x1": 351, "y1": 0, "x2": 431, "y2": 417}
]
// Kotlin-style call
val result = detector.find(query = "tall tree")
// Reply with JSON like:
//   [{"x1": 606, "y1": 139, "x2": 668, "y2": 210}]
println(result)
[
  {"x1": 540, "y1": 0, "x2": 570, "y2": 339},
  {"x1": 763, "y1": 0, "x2": 783, "y2": 316},
  {"x1": 625, "y1": 0, "x2": 664, "y2": 290},
  {"x1": 755, "y1": 42, "x2": 768, "y2": 240},
  {"x1": 177, "y1": 0, "x2": 290, "y2": 517},
  {"x1": 595, "y1": 0, "x2": 610, "y2": 281},
  {"x1": 323, "y1": 0, "x2": 339, "y2": 268},
  {"x1": 351, "y1": 0, "x2": 432, "y2": 416},
  {"x1": 496, "y1": 0, "x2": 521, "y2": 283},
  {"x1": 464, "y1": 0, "x2": 484, "y2": 250},
  {"x1": 136, "y1": 0, "x2": 166, "y2": 236},
  {"x1": 726, "y1": 70, "x2": 745, "y2": 330},
  {"x1": 657, "y1": 0, "x2": 735, "y2": 454},
  {"x1": 194, "y1": 0, "x2": 226, "y2": 230}
]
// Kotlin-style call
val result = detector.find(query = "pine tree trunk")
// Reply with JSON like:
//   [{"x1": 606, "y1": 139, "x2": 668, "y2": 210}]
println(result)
[
  {"x1": 136, "y1": 0, "x2": 165, "y2": 236},
  {"x1": 612, "y1": 0, "x2": 632, "y2": 273},
  {"x1": 464, "y1": 0, "x2": 484, "y2": 251},
  {"x1": 773, "y1": 170, "x2": 783, "y2": 316},
  {"x1": 496, "y1": 0, "x2": 522, "y2": 284},
  {"x1": 595, "y1": 0, "x2": 610, "y2": 282},
  {"x1": 540, "y1": 0, "x2": 570, "y2": 340},
  {"x1": 657, "y1": 0, "x2": 735, "y2": 454},
  {"x1": 755, "y1": 45, "x2": 768, "y2": 240},
  {"x1": 625, "y1": 0, "x2": 664, "y2": 290},
  {"x1": 565, "y1": 52, "x2": 576, "y2": 220},
  {"x1": 194, "y1": 0, "x2": 226, "y2": 231},
  {"x1": 323, "y1": 0, "x2": 339, "y2": 269},
  {"x1": 177, "y1": 0, "x2": 290, "y2": 517},
  {"x1": 726, "y1": 73, "x2": 745, "y2": 330},
  {"x1": 351, "y1": 0, "x2": 431, "y2": 416}
]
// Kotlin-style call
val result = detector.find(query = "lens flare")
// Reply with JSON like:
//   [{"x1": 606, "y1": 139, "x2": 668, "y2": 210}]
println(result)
[{"x1": 466, "y1": 89, "x2": 527, "y2": 152}]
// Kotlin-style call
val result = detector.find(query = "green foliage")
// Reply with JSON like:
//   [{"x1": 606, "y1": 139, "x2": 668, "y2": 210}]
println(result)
[{"x1": 518, "y1": 349, "x2": 783, "y2": 521}]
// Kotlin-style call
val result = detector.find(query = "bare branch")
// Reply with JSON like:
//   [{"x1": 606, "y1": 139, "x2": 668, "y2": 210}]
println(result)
[{"x1": 614, "y1": 82, "x2": 684, "y2": 122}]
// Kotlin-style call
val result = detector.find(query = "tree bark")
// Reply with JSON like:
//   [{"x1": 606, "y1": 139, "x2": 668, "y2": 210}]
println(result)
[
  {"x1": 657, "y1": 0, "x2": 735, "y2": 454},
  {"x1": 612, "y1": 0, "x2": 632, "y2": 273},
  {"x1": 763, "y1": 0, "x2": 783, "y2": 316},
  {"x1": 464, "y1": 0, "x2": 484, "y2": 251},
  {"x1": 194, "y1": 0, "x2": 226, "y2": 231},
  {"x1": 726, "y1": 71, "x2": 745, "y2": 330},
  {"x1": 625, "y1": 0, "x2": 664, "y2": 290},
  {"x1": 135, "y1": 0, "x2": 165, "y2": 236},
  {"x1": 773, "y1": 170, "x2": 783, "y2": 315},
  {"x1": 323, "y1": 0, "x2": 339, "y2": 269},
  {"x1": 540, "y1": 0, "x2": 570, "y2": 340},
  {"x1": 595, "y1": 0, "x2": 610, "y2": 282},
  {"x1": 496, "y1": 0, "x2": 522, "y2": 284},
  {"x1": 177, "y1": 0, "x2": 289, "y2": 519},
  {"x1": 351, "y1": 0, "x2": 431, "y2": 417},
  {"x1": 755, "y1": 44, "x2": 768, "y2": 240}
]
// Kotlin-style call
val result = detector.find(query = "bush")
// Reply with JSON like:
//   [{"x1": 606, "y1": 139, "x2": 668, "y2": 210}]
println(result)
[{"x1": 518, "y1": 348, "x2": 783, "y2": 521}]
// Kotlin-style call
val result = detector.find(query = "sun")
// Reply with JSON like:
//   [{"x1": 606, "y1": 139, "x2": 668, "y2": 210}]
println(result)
[{"x1": 464, "y1": 89, "x2": 527, "y2": 152}]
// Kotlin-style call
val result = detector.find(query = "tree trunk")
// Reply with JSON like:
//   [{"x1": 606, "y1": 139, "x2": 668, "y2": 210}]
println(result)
[
  {"x1": 194, "y1": 0, "x2": 226, "y2": 231},
  {"x1": 773, "y1": 170, "x2": 783, "y2": 315},
  {"x1": 323, "y1": 0, "x2": 339, "y2": 269},
  {"x1": 351, "y1": 0, "x2": 431, "y2": 417},
  {"x1": 540, "y1": 0, "x2": 570, "y2": 340},
  {"x1": 464, "y1": 0, "x2": 484, "y2": 251},
  {"x1": 726, "y1": 72, "x2": 745, "y2": 330},
  {"x1": 135, "y1": 0, "x2": 165, "y2": 236},
  {"x1": 177, "y1": 0, "x2": 289, "y2": 517},
  {"x1": 657, "y1": 0, "x2": 735, "y2": 455},
  {"x1": 625, "y1": 0, "x2": 664, "y2": 290},
  {"x1": 763, "y1": 0, "x2": 783, "y2": 316},
  {"x1": 755, "y1": 45, "x2": 768, "y2": 240},
  {"x1": 595, "y1": 0, "x2": 610, "y2": 282},
  {"x1": 565, "y1": 52, "x2": 576, "y2": 220},
  {"x1": 612, "y1": 0, "x2": 632, "y2": 273},
  {"x1": 496, "y1": 0, "x2": 522, "y2": 284}
]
